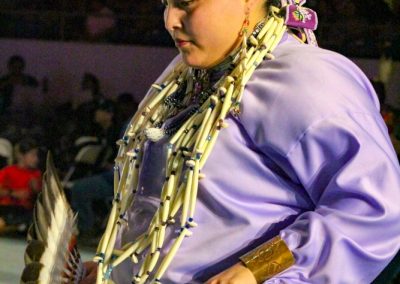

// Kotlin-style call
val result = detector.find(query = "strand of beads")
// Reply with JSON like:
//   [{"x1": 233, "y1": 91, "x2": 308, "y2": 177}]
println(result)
[
  {"x1": 159, "y1": 13, "x2": 284, "y2": 278},
  {"x1": 127, "y1": 95, "x2": 221, "y2": 282},
  {"x1": 93, "y1": 63, "x2": 187, "y2": 284},
  {"x1": 95, "y1": 7, "x2": 287, "y2": 284}
]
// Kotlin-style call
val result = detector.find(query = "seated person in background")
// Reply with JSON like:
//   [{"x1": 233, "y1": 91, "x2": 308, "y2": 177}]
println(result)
[
  {"x1": 0, "y1": 55, "x2": 39, "y2": 125},
  {"x1": 371, "y1": 79, "x2": 400, "y2": 159},
  {"x1": 70, "y1": 170, "x2": 113, "y2": 243},
  {"x1": 91, "y1": 99, "x2": 120, "y2": 170},
  {"x1": 75, "y1": 72, "x2": 104, "y2": 110},
  {"x1": 74, "y1": 73, "x2": 106, "y2": 135},
  {"x1": 70, "y1": 96, "x2": 134, "y2": 242},
  {"x1": 0, "y1": 138, "x2": 41, "y2": 232},
  {"x1": 77, "y1": 100, "x2": 119, "y2": 173},
  {"x1": 114, "y1": 92, "x2": 138, "y2": 132},
  {"x1": 51, "y1": 73, "x2": 105, "y2": 171}
]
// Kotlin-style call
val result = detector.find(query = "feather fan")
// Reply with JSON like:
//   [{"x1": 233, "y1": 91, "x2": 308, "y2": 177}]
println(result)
[{"x1": 21, "y1": 153, "x2": 86, "y2": 284}]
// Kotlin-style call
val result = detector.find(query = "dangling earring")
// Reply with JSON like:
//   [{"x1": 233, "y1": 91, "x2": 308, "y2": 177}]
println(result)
[
  {"x1": 239, "y1": 4, "x2": 250, "y2": 62},
  {"x1": 239, "y1": 5, "x2": 250, "y2": 37},
  {"x1": 236, "y1": 3, "x2": 250, "y2": 117}
]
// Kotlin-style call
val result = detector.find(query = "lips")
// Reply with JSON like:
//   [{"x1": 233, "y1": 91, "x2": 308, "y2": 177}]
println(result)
[{"x1": 175, "y1": 39, "x2": 191, "y2": 47}]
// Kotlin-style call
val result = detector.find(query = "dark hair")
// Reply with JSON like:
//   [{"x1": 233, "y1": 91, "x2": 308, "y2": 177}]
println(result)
[
  {"x1": 117, "y1": 92, "x2": 135, "y2": 104},
  {"x1": 265, "y1": 0, "x2": 281, "y2": 10},
  {"x1": 15, "y1": 138, "x2": 38, "y2": 155},
  {"x1": 7, "y1": 55, "x2": 25, "y2": 68},
  {"x1": 82, "y1": 72, "x2": 101, "y2": 95},
  {"x1": 83, "y1": 72, "x2": 99, "y2": 86},
  {"x1": 96, "y1": 99, "x2": 115, "y2": 113}
]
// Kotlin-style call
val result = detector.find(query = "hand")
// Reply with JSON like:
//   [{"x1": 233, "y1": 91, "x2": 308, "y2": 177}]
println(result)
[
  {"x1": 205, "y1": 262, "x2": 257, "y2": 284},
  {"x1": 79, "y1": 261, "x2": 98, "y2": 284}
]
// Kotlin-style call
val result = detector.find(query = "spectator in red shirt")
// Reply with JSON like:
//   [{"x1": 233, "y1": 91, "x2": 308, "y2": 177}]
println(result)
[{"x1": 0, "y1": 138, "x2": 41, "y2": 232}]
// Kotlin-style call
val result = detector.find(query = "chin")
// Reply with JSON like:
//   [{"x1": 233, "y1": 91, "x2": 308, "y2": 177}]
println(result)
[
  {"x1": 180, "y1": 53, "x2": 211, "y2": 69},
  {"x1": 182, "y1": 58, "x2": 204, "y2": 69}
]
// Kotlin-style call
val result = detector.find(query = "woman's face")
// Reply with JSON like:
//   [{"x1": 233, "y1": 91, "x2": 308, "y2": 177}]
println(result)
[{"x1": 163, "y1": 0, "x2": 247, "y2": 69}]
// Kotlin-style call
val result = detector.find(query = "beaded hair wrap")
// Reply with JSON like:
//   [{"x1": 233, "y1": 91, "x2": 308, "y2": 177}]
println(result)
[{"x1": 95, "y1": 2, "x2": 316, "y2": 283}]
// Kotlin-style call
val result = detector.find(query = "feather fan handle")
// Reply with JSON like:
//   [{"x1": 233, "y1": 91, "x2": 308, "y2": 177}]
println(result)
[{"x1": 21, "y1": 153, "x2": 86, "y2": 284}]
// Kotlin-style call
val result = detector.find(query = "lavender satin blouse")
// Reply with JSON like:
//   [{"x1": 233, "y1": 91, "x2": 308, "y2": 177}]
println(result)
[{"x1": 112, "y1": 34, "x2": 400, "y2": 284}]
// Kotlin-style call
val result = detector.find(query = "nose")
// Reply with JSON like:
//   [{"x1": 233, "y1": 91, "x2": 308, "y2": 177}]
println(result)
[{"x1": 164, "y1": 5, "x2": 183, "y2": 34}]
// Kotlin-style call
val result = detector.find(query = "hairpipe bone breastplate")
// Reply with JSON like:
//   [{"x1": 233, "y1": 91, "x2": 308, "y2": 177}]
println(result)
[{"x1": 94, "y1": 2, "x2": 316, "y2": 283}]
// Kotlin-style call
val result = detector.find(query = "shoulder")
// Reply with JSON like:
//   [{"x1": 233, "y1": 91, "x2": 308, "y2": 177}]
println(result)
[
  {"x1": 2, "y1": 165, "x2": 17, "y2": 171},
  {"x1": 0, "y1": 165, "x2": 16, "y2": 174},
  {"x1": 239, "y1": 35, "x2": 380, "y2": 154}
]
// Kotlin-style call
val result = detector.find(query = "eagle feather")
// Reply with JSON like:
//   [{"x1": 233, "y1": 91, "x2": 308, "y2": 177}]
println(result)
[{"x1": 21, "y1": 153, "x2": 86, "y2": 284}]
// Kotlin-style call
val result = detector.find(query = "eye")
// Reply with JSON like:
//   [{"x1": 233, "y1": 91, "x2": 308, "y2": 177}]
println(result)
[
  {"x1": 178, "y1": 0, "x2": 193, "y2": 7},
  {"x1": 161, "y1": 0, "x2": 194, "y2": 9}
]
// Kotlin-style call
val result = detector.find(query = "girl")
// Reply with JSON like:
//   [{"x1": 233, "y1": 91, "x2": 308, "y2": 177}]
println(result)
[{"x1": 0, "y1": 138, "x2": 41, "y2": 232}]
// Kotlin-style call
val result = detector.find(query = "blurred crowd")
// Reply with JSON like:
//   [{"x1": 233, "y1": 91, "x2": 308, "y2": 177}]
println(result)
[
  {"x1": 0, "y1": 0, "x2": 171, "y2": 46},
  {"x1": 0, "y1": 54, "x2": 138, "y2": 242},
  {"x1": 0, "y1": 0, "x2": 399, "y2": 57}
]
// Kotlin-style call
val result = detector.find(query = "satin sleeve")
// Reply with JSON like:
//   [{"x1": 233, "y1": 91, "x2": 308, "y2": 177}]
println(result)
[
  {"x1": 237, "y1": 39, "x2": 400, "y2": 283},
  {"x1": 267, "y1": 111, "x2": 400, "y2": 283}
]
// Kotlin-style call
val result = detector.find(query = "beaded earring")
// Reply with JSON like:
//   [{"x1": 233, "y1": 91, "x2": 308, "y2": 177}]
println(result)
[
  {"x1": 239, "y1": 2, "x2": 250, "y2": 93},
  {"x1": 240, "y1": 6, "x2": 250, "y2": 37}
]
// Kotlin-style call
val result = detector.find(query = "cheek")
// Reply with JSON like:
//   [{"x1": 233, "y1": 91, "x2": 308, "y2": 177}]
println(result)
[
  {"x1": 191, "y1": 14, "x2": 241, "y2": 49},
  {"x1": 204, "y1": 6, "x2": 243, "y2": 43}
]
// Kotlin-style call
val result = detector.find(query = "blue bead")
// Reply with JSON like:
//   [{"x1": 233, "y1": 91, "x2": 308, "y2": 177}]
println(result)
[{"x1": 104, "y1": 265, "x2": 113, "y2": 279}]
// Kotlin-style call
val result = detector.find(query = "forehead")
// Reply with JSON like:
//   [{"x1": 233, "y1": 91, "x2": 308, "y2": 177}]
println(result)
[{"x1": 24, "y1": 148, "x2": 38, "y2": 156}]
